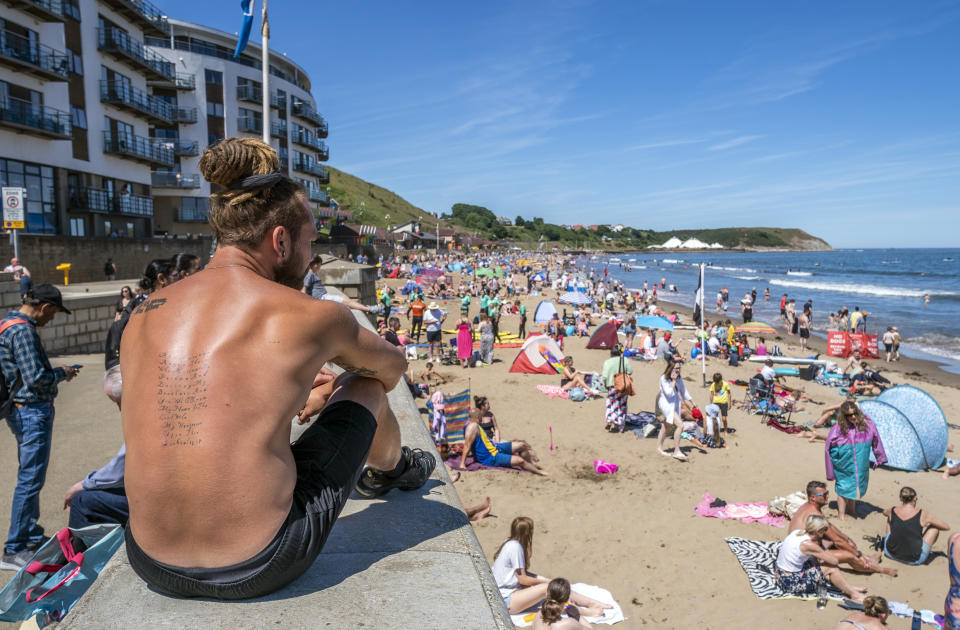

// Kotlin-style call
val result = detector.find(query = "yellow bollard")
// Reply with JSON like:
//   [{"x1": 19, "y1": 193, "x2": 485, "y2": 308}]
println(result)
[{"x1": 55, "y1": 262, "x2": 71, "y2": 285}]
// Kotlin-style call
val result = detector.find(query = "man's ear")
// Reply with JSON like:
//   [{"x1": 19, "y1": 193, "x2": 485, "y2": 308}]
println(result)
[{"x1": 271, "y1": 225, "x2": 289, "y2": 260}]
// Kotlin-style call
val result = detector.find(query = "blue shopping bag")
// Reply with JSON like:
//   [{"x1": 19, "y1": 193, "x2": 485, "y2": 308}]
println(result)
[{"x1": 0, "y1": 524, "x2": 124, "y2": 626}]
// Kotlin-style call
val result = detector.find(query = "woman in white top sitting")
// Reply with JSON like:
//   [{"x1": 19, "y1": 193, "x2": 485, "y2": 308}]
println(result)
[
  {"x1": 492, "y1": 517, "x2": 610, "y2": 616},
  {"x1": 657, "y1": 361, "x2": 699, "y2": 460},
  {"x1": 775, "y1": 514, "x2": 867, "y2": 602}
]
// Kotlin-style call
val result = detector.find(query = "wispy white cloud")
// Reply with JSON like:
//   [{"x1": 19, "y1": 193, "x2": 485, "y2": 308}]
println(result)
[{"x1": 707, "y1": 135, "x2": 764, "y2": 151}]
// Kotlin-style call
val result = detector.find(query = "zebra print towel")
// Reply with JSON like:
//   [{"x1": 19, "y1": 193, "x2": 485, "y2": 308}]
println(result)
[{"x1": 725, "y1": 537, "x2": 845, "y2": 600}]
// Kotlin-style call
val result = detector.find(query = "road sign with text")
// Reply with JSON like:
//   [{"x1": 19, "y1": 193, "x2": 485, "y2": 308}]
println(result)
[{"x1": 2, "y1": 187, "x2": 25, "y2": 229}]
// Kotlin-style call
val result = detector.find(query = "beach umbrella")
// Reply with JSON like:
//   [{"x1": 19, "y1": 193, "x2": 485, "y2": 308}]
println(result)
[
  {"x1": 635, "y1": 315, "x2": 674, "y2": 331},
  {"x1": 735, "y1": 322, "x2": 777, "y2": 335},
  {"x1": 558, "y1": 291, "x2": 593, "y2": 306}
]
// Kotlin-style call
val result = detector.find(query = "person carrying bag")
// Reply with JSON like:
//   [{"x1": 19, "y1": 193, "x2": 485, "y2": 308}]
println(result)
[{"x1": 602, "y1": 345, "x2": 633, "y2": 432}]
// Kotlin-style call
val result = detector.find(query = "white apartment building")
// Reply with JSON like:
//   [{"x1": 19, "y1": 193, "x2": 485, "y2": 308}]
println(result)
[{"x1": 0, "y1": 0, "x2": 328, "y2": 238}]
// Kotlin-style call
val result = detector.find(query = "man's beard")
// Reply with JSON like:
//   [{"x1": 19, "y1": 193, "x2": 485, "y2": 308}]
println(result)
[{"x1": 276, "y1": 246, "x2": 308, "y2": 290}]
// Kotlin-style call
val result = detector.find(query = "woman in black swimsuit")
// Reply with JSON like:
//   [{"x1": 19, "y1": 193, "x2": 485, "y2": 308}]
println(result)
[
  {"x1": 560, "y1": 357, "x2": 588, "y2": 392},
  {"x1": 473, "y1": 396, "x2": 501, "y2": 442}
]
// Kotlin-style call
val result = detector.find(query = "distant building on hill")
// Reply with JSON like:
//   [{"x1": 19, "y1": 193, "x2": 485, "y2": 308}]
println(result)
[
  {"x1": 496, "y1": 216, "x2": 512, "y2": 226},
  {"x1": 612, "y1": 224, "x2": 625, "y2": 232}
]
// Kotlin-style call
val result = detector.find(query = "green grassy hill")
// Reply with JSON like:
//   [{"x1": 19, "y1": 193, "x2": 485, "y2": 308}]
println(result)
[
  {"x1": 325, "y1": 166, "x2": 436, "y2": 227},
  {"x1": 325, "y1": 168, "x2": 831, "y2": 250}
]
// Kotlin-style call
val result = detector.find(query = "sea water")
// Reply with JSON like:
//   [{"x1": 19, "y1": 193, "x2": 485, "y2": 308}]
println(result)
[{"x1": 582, "y1": 248, "x2": 960, "y2": 374}]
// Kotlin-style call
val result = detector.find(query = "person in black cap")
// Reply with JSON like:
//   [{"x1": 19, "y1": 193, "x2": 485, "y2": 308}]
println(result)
[{"x1": 0, "y1": 284, "x2": 78, "y2": 571}]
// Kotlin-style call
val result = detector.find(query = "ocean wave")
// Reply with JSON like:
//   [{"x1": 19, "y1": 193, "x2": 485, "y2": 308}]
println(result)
[
  {"x1": 786, "y1": 271, "x2": 812, "y2": 276},
  {"x1": 901, "y1": 333, "x2": 960, "y2": 362},
  {"x1": 767, "y1": 278, "x2": 959, "y2": 298},
  {"x1": 711, "y1": 266, "x2": 759, "y2": 273},
  {"x1": 734, "y1": 275, "x2": 762, "y2": 281}
]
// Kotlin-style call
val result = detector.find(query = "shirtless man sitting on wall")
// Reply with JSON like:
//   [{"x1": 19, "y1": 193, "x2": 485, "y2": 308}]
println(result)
[
  {"x1": 121, "y1": 138, "x2": 435, "y2": 600},
  {"x1": 789, "y1": 480, "x2": 897, "y2": 577}
]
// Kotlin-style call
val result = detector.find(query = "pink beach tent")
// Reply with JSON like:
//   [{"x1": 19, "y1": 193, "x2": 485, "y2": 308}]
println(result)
[{"x1": 509, "y1": 334, "x2": 565, "y2": 375}]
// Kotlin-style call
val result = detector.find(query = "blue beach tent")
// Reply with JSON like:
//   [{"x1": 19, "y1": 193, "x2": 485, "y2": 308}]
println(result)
[
  {"x1": 860, "y1": 385, "x2": 948, "y2": 472},
  {"x1": 533, "y1": 300, "x2": 558, "y2": 325}
]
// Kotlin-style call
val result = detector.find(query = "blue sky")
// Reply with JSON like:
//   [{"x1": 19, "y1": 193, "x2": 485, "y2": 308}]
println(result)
[{"x1": 161, "y1": 1, "x2": 960, "y2": 248}]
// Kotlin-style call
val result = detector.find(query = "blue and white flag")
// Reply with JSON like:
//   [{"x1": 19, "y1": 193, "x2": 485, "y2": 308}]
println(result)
[{"x1": 233, "y1": 0, "x2": 255, "y2": 58}]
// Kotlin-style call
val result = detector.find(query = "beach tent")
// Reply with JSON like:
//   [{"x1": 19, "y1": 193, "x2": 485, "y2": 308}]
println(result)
[
  {"x1": 533, "y1": 300, "x2": 558, "y2": 325},
  {"x1": 509, "y1": 334, "x2": 565, "y2": 375},
  {"x1": 586, "y1": 320, "x2": 620, "y2": 350},
  {"x1": 859, "y1": 385, "x2": 948, "y2": 471}
]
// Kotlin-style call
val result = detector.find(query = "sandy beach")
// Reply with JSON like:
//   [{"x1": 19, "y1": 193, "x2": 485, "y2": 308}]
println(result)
[{"x1": 392, "y1": 274, "x2": 960, "y2": 628}]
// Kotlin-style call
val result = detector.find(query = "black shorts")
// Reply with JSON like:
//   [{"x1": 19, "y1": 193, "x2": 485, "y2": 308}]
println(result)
[
  {"x1": 125, "y1": 400, "x2": 377, "y2": 600},
  {"x1": 716, "y1": 402, "x2": 728, "y2": 417},
  {"x1": 799, "y1": 328, "x2": 810, "y2": 339},
  {"x1": 426, "y1": 330, "x2": 442, "y2": 343},
  {"x1": 884, "y1": 343, "x2": 893, "y2": 352}
]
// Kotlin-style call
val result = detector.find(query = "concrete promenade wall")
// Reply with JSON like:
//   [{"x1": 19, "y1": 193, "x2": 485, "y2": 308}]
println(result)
[
  {"x1": 60, "y1": 294, "x2": 511, "y2": 629},
  {"x1": 0, "y1": 235, "x2": 213, "y2": 285}
]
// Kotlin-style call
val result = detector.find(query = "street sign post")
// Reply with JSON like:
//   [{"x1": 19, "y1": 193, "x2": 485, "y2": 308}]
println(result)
[{"x1": 2, "y1": 186, "x2": 25, "y2": 260}]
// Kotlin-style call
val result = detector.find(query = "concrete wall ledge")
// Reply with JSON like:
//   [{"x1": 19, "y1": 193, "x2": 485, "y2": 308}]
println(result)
[{"x1": 61, "y1": 297, "x2": 511, "y2": 629}]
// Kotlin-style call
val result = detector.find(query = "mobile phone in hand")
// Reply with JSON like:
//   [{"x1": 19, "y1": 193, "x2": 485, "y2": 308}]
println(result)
[{"x1": 70, "y1": 364, "x2": 82, "y2": 370}]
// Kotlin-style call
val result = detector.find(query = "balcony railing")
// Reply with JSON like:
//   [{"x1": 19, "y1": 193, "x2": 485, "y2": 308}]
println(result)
[
  {"x1": 176, "y1": 206, "x2": 208, "y2": 222},
  {"x1": 103, "y1": 130, "x2": 173, "y2": 166},
  {"x1": 291, "y1": 132, "x2": 325, "y2": 151},
  {"x1": 174, "y1": 107, "x2": 197, "y2": 123},
  {"x1": 97, "y1": 0, "x2": 169, "y2": 36},
  {"x1": 99, "y1": 80, "x2": 173, "y2": 124},
  {"x1": 2, "y1": 0, "x2": 72, "y2": 22},
  {"x1": 172, "y1": 140, "x2": 198, "y2": 156},
  {"x1": 151, "y1": 172, "x2": 200, "y2": 188},
  {"x1": 292, "y1": 159, "x2": 324, "y2": 177},
  {"x1": 70, "y1": 188, "x2": 153, "y2": 216},
  {"x1": 306, "y1": 187, "x2": 328, "y2": 204},
  {"x1": 270, "y1": 120, "x2": 286, "y2": 138},
  {"x1": 291, "y1": 100, "x2": 324, "y2": 126},
  {"x1": 316, "y1": 165, "x2": 329, "y2": 185},
  {"x1": 148, "y1": 72, "x2": 195, "y2": 90},
  {"x1": 270, "y1": 92, "x2": 286, "y2": 110},
  {"x1": 317, "y1": 143, "x2": 329, "y2": 161},
  {"x1": 97, "y1": 27, "x2": 175, "y2": 81},
  {"x1": 236, "y1": 116, "x2": 262, "y2": 134},
  {"x1": 316, "y1": 121, "x2": 328, "y2": 138},
  {"x1": 0, "y1": 96, "x2": 71, "y2": 139},
  {"x1": 236, "y1": 84, "x2": 262, "y2": 103},
  {"x1": 0, "y1": 29, "x2": 70, "y2": 80}
]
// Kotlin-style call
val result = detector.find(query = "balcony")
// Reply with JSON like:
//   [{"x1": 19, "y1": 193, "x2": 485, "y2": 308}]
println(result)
[
  {"x1": 97, "y1": 27, "x2": 175, "y2": 82},
  {"x1": 306, "y1": 187, "x2": 328, "y2": 204},
  {"x1": 291, "y1": 132, "x2": 325, "y2": 151},
  {"x1": 236, "y1": 116, "x2": 262, "y2": 134},
  {"x1": 270, "y1": 92, "x2": 286, "y2": 110},
  {"x1": 316, "y1": 142, "x2": 329, "y2": 161},
  {"x1": 316, "y1": 165, "x2": 329, "y2": 185},
  {"x1": 236, "y1": 84, "x2": 262, "y2": 103},
  {"x1": 0, "y1": 96, "x2": 71, "y2": 139},
  {"x1": 99, "y1": 80, "x2": 173, "y2": 125},
  {"x1": 103, "y1": 130, "x2": 173, "y2": 167},
  {"x1": 148, "y1": 72, "x2": 196, "y2": 90},
  {"x1": 69, "y1": 188, "x2": 153, "y2": 217},
  {"x1": 151, "y1": 172, "x2": 200, "y2": 188},
  {"x1": 97, "y1": 0, "x2": 169, "y2": 36},
  {"x1": 172, "y1": 140, "x2": 198, "y2": 156},
  {"x1": 1, "y1": 0, "x2": 71, "y2": 22},
  {"x1": 270, "y1": 120, "x2": 286, "y2": 138},
  {"x1": 292, "y1": 159, "x2": 324, "y2": 177},
  {"x1": 316, "y1": 121, "x2": 328, "y2": 138},
  {"x1": 291, "y1": 100, "x2": 324, "y2": 127},
  {"x1": 0, "y1": 29, "x2": 70, "y2": 80},
  {"x1": 173, "y1": 107, "x2": 197, "y2": 124},
  {"x1": 176, "y1": 206, "x2": 208, "y2": 222}
]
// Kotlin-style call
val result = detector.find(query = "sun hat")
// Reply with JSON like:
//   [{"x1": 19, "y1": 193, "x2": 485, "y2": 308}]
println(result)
[{"x1": 427, "y1": 302, "x2": 440, "y2": 309}]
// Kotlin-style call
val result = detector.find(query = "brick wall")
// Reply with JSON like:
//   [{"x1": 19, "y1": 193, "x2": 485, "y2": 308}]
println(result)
[{"x1": 0, "y1": 235, "x2": 213, "y2": 285}]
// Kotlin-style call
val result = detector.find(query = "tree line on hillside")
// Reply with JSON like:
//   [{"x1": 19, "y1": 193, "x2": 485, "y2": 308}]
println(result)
[{"x1": 442, "y1": 203, "x2": 801, "y2": 249}]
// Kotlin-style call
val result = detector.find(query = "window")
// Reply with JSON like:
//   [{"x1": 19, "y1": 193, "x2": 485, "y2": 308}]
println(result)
[
  {"x1": 206, "y1": 102, "x2": 223, "y2": 117},
  {"x1": 204, "y1": 69, "x2": 222, "y2": 85},
  {"x1": 66, "y1": 49, "x2": 83, "y2": 75},
  {"x1": 69, "y1": 217, "x2": 85, "y2": 237},
  {"x1": 0, "y1": 159, "x2": 57, "y2": 234},
  {"x1": 208, "y1": 134, "x2": 224, "y2": 146},
  {"x1": 178, "y1": 197, "x2": 209, "y2": 222},
  {"x1": 70, "y1": 106, "x2": 87, "y2": 129}
]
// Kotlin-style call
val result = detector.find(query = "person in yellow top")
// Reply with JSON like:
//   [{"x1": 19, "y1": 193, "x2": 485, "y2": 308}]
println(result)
[
  {"x1": 726, "y1": 320, "x2": 735, "y2": 348},
  {"x1": 710, "y1": 372, "x2": 731, "y2": 433}
]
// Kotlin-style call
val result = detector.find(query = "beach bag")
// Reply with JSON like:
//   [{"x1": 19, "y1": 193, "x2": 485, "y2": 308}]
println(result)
[
  {"x1": 568, "y1": 387, "x2": 586, "y2": 402},
  {"x1": 0, "y1": 524, "x2": 124, "y2": 627},
  {"x1": 0, "y1": 318, "x2": 30, "y2": 418},
  {"x1": 613, "y1": 356, "x2": 635, "y2": 396}
]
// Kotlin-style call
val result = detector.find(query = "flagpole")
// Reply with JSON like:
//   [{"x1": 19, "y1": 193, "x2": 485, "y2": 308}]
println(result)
[
  {"x1": 700, "y1": 263, "x2": 707, "y2": 387},
  {"x1": 261, "y1": 0, "x2": 270, "y2": 144}
]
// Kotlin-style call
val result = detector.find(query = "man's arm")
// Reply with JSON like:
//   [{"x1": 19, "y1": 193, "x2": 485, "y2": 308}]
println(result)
[
  {"x1": 10, "y1": 327, "x2": 72, "y2": 391},
  {"x1": 328, "y1": 306, "x2": 407, "y2": 391},
  {"x1": 826, "y1": 523, "x2": 858, "y2": 554}
]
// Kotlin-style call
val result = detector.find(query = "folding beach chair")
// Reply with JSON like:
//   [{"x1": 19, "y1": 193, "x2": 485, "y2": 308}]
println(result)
[{"x1": 742, "y1": 376, "x2": 791, "y2": 424}]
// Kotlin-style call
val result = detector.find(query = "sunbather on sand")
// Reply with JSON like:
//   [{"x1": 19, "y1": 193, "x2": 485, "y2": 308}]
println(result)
[
  {"x1": 494, "y1": 518, "x2": 610, "y2": 617},
  {"x1": 459, "y1": 396, "x2": 547, "y2": 475},
  {"x1": 560, "y1": 356, "x2": 589, "y2": 391},
  {"x1": 775, "y1": 515, "x2": 868, "y2": 603},
  {"x1": 789, "y1": 481, "x2": 897, "y2": 576},
  {"x1": 416, "y1": 361, "x2": 448, "y2": 385},
  {"x1": 532, "y1": 577, "x2": 611, "y2": 629}
]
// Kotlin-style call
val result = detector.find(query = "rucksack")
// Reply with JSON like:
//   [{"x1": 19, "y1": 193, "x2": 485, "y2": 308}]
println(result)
[{"x1": 0, "y1": 318, "x2": 31, "y2": 418}]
